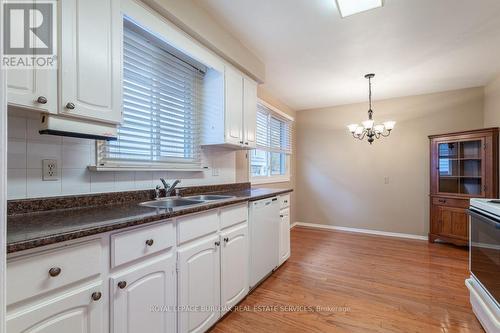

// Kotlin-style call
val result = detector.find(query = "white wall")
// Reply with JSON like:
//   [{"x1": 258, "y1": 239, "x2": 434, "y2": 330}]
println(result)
[
  {"x1": 484, "y1": 74, "x2": 500, "y2": 127},
  {"x1": 7, "y1": 110, "x2": 236, "y2": 199},
  {"x1": 142, "y1": 0, "x2": 265, "y2": 82},
  {"x1": 295, "y1": 87, "x2": 485, "y2": 236},
  {"x1": 484, "y1": 73, "x2": 500, "y2": 195}
]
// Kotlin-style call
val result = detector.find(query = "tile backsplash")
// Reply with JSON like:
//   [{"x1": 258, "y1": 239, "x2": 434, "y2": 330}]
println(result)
[{"x1": 7, "y1": 110, "x2": 236, "y2": 199}]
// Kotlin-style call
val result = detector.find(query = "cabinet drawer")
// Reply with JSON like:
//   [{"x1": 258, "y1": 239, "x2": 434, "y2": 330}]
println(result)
[
  {"x1": 432, "y1": 197, "x2": 469, "y2": 208},
  {"x1": 279, "y1": 194, "x2": 290, "y2": 209},
  {"x1": 7, "y1": 240, "x2": 102, "y2": 306},
  {"x1": 220, "y1": 204, "x2": 248, "y2": 229},
  {"x1": 111, "y1": 221, "x2": 174, "y2": 268},
  {"x1": 178, "y1": 210, "x2": 219, "y2": 244}
]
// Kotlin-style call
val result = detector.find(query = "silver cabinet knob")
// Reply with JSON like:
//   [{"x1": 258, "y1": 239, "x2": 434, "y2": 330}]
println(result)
[
  {"x1": 117, "y1": 281, "x2": 127, "y2": 289},
  {"x1": 215, "y1": 241, "x2": 220, "y2": 247},
  {"x1": 145, "y1": 239, "x2": 154, "y2": 246},
  {"x1": 48, "y1": 267, "x2": 61, "y2": 277},
  {"x1": 91, "y1": 292, "x2": 102, "y2": 301},
  {"x1": 36, "y1": 96, "x2": 47, "y2": 104},
  {"x1": 66, "y1": 102, "x2": 75, "y2": 109},
  {"x1": 223, "y1": 237, "x2": 229, "y2": 243}
]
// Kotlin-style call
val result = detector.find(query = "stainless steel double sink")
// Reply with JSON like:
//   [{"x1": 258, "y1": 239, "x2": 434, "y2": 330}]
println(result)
[{"x1": 139, "y1": 194, "x2": 236, "y2": 209}]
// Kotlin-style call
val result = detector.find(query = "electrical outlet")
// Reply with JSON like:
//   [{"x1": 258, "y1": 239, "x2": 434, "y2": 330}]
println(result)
[
  {"x1": 212, "y1": 167, "x2": 220, "y2": 176},
  {"x1": 43, "y1": 159, "x2": 58, "y2": 181}
]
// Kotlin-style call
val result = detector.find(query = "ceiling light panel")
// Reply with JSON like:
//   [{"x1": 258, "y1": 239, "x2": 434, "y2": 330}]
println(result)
[{"x1": 335, "y1": 0, "x2": 383, "y2": 18}]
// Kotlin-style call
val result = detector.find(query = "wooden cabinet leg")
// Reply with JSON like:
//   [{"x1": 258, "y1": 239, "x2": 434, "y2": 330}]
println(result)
[{"x1": 428, "y1": 234, "x2": 437, "y2": 243}]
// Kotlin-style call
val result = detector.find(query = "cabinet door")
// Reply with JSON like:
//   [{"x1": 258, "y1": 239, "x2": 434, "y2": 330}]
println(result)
[
  {"x1": 60, "y1": 0, "x2": 122, "y2": 124},
  {"x1": 434, "y1": 205, "x2": 469, "y2": 240},
  {"x1": 7, "y1": 68, "x2": 57, "y2": 113},
  {"x1": 225, "y1": 66, "x2": 243, "y2": 146},
  {"x1": 111, "y1": 254, "x2": 176, "y2": 333},
  {"x1": 279, "y1": 209, "x2": 291, "y2": 266},
  {"x1": 7, "y1": 282, "x2": 105, "y2": 333},
  {"x1": 178, "y1": 235, "x2": 220, "y2": 333},
  {"x1": 221, "y1": 223, "x2": 248, "y2": 315},
  {"x1": 7, "y1": 6, "x2": 57, "y2": 114},
  {"x1": 243, "y1": 77, "x2": 257, "y2": 148}
]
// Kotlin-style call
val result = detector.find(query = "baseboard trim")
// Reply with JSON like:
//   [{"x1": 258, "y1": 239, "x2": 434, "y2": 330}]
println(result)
[{"x1": 292, "y1": 222, "x2": 428, "y2": 241}]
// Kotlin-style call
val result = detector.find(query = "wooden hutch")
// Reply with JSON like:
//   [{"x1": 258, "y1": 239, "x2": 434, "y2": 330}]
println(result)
[{"x1": 429, "y1": 128, "x2": 499, "y2": 246}]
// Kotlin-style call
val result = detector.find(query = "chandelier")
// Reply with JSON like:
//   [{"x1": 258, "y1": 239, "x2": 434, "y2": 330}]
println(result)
[{"x1": 347, "y1": 74, "x2": 395, "y2": 144}]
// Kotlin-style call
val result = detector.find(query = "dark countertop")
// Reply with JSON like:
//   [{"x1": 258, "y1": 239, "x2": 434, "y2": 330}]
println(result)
[{"x1": 7, "y1": 188, "x2": 292, "y2": 254}]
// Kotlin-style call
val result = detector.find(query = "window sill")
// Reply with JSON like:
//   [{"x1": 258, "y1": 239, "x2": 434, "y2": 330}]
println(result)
[
  {"x1": 88, "y1": 166, "x2": 207, "y2": 172},
  {"x1": 250, "y1": 176, "x2": 291, "y2": 185}
]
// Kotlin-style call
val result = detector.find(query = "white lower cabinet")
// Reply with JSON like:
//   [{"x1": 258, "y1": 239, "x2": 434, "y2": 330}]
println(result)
[
  {"x1": 279, "y1": 209, "x2": 291, "y2": 265},
  {"x1": 178, "y1": 235, "x2": 221, "y2": 333},
  {"x1": 278, "y1": 197, "x2": 291, "y2": 266},
  {"x1": 6, "y1": 201, "x2": 275, "y2": 333},
  {"x1": 6, "y1": 282, "x2": 105, "y2": 333},
  {"x1": 110, "y1": 254, "x2": 176, "y2": 333},
  {"x1": 178, "y1": 204, "x2": 249, "y2": 333},
  {"x1": 221, "y1": 223, "x2": 249, "y2": 315}
]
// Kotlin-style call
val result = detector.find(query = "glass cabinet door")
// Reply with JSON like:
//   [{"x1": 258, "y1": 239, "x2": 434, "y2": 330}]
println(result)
[
  {"x1": 459, "y1": 140, "x2": 483, "y2": 195},
  {"x1": 438, "y1": 142, "x2": 459, "y2": 194},
  {"x1": 437, "y1": 139, "x2": 484, "y2": 196}
]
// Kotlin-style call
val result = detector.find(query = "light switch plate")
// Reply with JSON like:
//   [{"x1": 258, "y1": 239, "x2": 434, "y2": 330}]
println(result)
[{"x1": 42, "y1": 159, "x2": 58, "y2": 181}]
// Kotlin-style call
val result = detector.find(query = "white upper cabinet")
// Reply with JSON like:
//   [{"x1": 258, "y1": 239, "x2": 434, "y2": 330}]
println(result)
[
  {"x1": 7, "y1": 0, "x2": 122, "y2": 125},
  {"x1": 202, "y1": 65, "x2": 258, "y2": 149},
  {"x1": 220, "y1": 223, "x2": 249, "y2": 315},
  {"x1": 59, "y1": 0, "x2": 122, "y2": 124},
  {"x1": 243, "y1": 76, "x2": 257, "y2": 148},
  {"x1": 7, "y1": 68, "x2": 57, "y2": 114},
  {"x1": 224, "y1": 66, "x2": 244, "y2": 146},
  {"x1": 111, "y1": 255, "x2": 176, "y2": 333},
  {"x1": 6, "y1": 283, "x2": 105, "y2": 333},
  {"x1": 6, "y1": 3, "x2": 57, "y2": 114}
]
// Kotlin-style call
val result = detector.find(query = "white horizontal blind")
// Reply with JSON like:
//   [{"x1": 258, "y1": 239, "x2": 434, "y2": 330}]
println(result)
[
  {"x1": 98, "y1": 20, "x2": 204, "y2": 169},
  {"x1": 256, "y1": 103, "x2": 293, "y2": 155}
]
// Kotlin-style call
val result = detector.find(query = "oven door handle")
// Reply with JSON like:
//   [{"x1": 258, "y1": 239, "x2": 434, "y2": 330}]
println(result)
[{"x1": 467, "y1": 209, "x2": 500, "y2": 229}]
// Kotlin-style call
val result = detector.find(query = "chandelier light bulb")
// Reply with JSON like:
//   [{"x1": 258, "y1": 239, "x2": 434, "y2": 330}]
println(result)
[
  {"x1": 347, "y1": 124, "x2": 359, "y2": 133},
  {"x1": 362, "y1": 120, "x2": 374, "y2": 129},
  {"x1": 383, "y1": 121, "x2": 396, "y2": 130}
]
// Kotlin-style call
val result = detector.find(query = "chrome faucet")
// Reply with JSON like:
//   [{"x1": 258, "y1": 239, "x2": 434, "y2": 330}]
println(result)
[{"x1": 160, "y1": 179, "x2": 181, "y2": 197}]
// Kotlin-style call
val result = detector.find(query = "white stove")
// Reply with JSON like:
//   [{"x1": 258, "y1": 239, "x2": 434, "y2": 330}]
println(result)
[
  {"x1": 470, "y1": 198, "x2": 500, "y2": 217},
  {"x1": 467, "y1": 198, "x2": 500, "y2": 333}
]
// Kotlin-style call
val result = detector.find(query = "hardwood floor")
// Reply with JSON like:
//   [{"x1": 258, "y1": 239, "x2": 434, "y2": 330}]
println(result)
[{"x1": 210, "y1": 226, "x2": 484, "y2": 333}]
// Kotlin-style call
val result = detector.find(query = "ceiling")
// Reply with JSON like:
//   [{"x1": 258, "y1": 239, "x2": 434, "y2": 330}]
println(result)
[{"x1": 194, "y1": 0, "x2": 500, "y2": 110}]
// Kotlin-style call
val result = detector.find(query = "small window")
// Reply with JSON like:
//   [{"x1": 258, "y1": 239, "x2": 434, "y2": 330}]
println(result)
[
  {"x1": 97, "y1": 18, "x2": 206, "y2": 170},
  {"x1": 250, "y1": 101, "x2": 293, "y2": 183}
]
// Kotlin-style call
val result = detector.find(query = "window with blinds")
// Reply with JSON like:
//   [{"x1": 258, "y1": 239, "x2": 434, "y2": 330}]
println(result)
[
  {"x1": 251, "y1": 102, "x2": 293, "y2": 179},
  {"x1": 97, "y1": 19, "x2": 205, "y2": 170}
]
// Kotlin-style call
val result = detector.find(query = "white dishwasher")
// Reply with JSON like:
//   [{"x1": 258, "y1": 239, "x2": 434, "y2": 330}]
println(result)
[{"x1": 249, "y1": 196, "x2": 280, "y2": 288}]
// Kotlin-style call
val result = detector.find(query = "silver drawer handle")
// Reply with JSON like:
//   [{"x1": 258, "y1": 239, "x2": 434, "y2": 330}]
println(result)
[
  {"x1": 66, "y1": 102, "x2": 75, "y2": 109},
  {"x1": 48, "y1": 267, "x2": 61, "y2": 277},
  {"x1": 91, "y1": 292, "x2": 102, "y2": 301}
]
